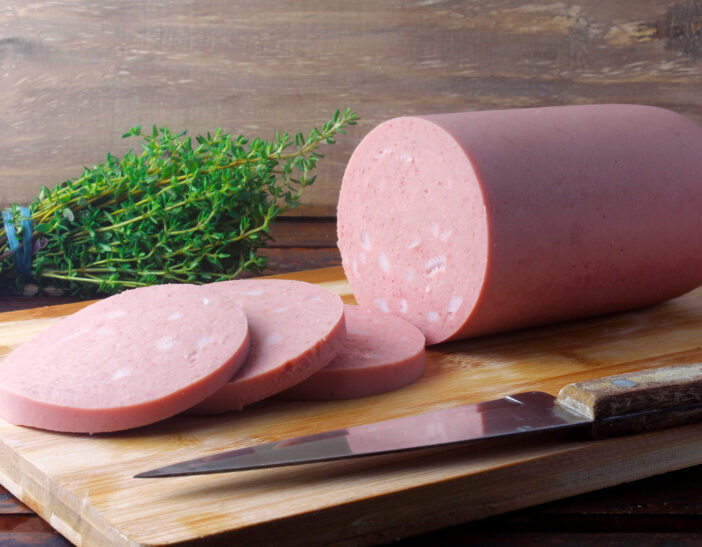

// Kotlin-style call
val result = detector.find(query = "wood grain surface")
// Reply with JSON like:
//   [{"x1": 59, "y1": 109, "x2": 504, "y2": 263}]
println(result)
[
  {"x1": 2, "y1": 0, "x2": 702, "y2": 214},
  {"x1": 1, "y1": 219, "x2": 702, "y2": 546},
  {"x1": 3, "y1": 262, "x2": 702, "y2": 544}
]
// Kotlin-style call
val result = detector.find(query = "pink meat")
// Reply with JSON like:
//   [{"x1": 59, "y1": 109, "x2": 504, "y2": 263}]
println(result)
[
  {"x1": 191, "y1": 279, "x2": 346, "y2": 413},
  {"x1": 337, "y1": 104, "x2": 702, "y2": 344},
  {"x1": 0, "y1": 284, "x2": 249, "y2": 433},
  {"x1": 280, "y1": 305, "x2": 425, "y2": 400}
]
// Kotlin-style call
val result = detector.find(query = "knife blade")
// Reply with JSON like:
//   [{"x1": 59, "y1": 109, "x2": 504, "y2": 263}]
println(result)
[{"x1": 135, "y1": 363, "x2": 702, "y2": 478}]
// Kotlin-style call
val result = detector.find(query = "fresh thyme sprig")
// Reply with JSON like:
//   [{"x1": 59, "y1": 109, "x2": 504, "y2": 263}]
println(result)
[{"x1": 0, "y1": 108, "x2": 359, "y2": 296}]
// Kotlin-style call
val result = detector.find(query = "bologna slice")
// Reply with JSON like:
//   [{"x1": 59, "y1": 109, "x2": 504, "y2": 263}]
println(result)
[
  {"x1": 337, "y1": 104, "x2": 702, "y2": 344},
  {"x1": 0, "y1": 284, "x2": 249, "y2": 433},
  {"x1": 191, "y1": 279, "x2": 346, "y2": 413},
  {"x1": 281, "y1": 305, "x2": 426, "y2": 400}
]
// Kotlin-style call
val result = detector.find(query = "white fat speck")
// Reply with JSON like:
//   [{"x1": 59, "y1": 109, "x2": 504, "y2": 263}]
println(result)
[
  {"x1": 359, "y1": 251, "x2": 367, "y2": 264},
  {"x1": 58, "y1": 327, "x2": 90, "y2": 344},
  {"x1": 202, "y1": 297, "x2": 211, "y2": 306},
  {"x1": 400, "y1": 151, "x2": 414, "y2": 163},
  {"x1": 156, "y1": 336, "x2": 177, "y2": 350},
  {"x1": 440, "y1": 229, "x2": 453, "y2": 241},
  {"x1": 427, "y1": 311, "x2": 440, "y2": 323},
  {"x1": 265, "y1": 331, "x2": 283, "y2": 346},
  {"x1": 400, "y1": 299, "x2": 408, "y2": 314},
  {"x1": 425, "y1": 285, "x2": 431, "y2": 293},
  {"x1": 196, "y1": 335, "x2": 212, "y2": 350},
  {"x1": 430, "y1": 222, "x2": 440, "y2": 238},
  {"x1": 366, "y1": 352, "x2": 384, "y2": 360},
  {"x1": 447, "y1": 296, "x2": 463, "y2": 314},
  {"x1": 95, "y1": 326, "x2": 113, "y2": 336},
  {"x1": 352, "y1": 258, "x2": 359, "y2": 278},
  {"x1": 307, "y1": 295, "x2": 322, "y2": 302},
  {"x1": 360, "y1": 230, "x2": 372, "y2": 251},
  {"x1": 378, "y1": 252, "x2": 391, "y2": 274},
  {"x1": 425, "y1": 255, "x2": 447, "y2": 277},
  {"x1": 272, "y1": 307, "x2": 288, "y2": 314},
  {"x1": 406, "y1": 269, "x2": 415, "y2": 282},
  {"x1": 106, "y1": 310, "x2": 126, "y2": 319},
  {"x1": 375, "y1": 298, "x2": 390, "y2": 313},
  {"x1": 168, "y1": 312, "x2": 183, "y2": 321},
  {"x1": 112, "y1": 368, "x2": 130, "y2": 380},
  {"x1": 239, "y1": 289, "x2": 263, "y2": 296},
  {"x1": 348, "y1": 328, "x2": 369, "y2": 336},
  {"x1": 407, "y1": 237, "x2": 421, "y2": 250}
]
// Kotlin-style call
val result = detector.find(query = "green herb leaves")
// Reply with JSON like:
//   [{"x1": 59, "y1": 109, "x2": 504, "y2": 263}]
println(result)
[{"x1": 0, "y1": 108, "x2": 359, "y2": 296}]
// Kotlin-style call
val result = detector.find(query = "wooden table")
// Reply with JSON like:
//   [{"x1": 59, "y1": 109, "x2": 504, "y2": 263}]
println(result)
[{"x1": 2, "y1": 218, "x2": 702, "y2": 546}]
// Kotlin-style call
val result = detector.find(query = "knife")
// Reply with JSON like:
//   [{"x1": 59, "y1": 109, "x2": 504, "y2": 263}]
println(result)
[{"x1": 135, "y1": 363, "x2": 702, "y2": 478}]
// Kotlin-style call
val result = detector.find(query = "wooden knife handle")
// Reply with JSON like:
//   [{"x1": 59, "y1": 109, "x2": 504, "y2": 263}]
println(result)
[{"x1": 556, "y1": 363, "x2": 702, "y2": 439}]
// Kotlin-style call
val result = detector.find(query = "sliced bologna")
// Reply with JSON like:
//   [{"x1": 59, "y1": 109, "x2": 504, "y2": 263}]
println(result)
[
  {"x1": 337, "y1": 104, "x2": 702, "y2": 343},
  {"x1": 191, "y1": 279, "x2": 346, "y2": 413},
  {"x1": 0, "y1": 284, "x2": 249, "y2": 433},
  {"x1": 280, "y1": 305, "x2": 426, "y2": 400}
]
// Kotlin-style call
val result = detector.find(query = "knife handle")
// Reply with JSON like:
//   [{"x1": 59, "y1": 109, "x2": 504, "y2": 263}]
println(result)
[{"x1": 556, "y1": 363, "x2": 702, "y2": 439}]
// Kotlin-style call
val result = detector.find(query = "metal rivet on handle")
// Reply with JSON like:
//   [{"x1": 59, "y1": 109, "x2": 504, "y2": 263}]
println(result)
[{"x1": 611, "y1": 378, "x2": 638, "y2": 388}]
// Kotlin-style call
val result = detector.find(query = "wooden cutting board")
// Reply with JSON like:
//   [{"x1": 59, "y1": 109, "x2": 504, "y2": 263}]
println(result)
[{"x1": 2, "y1": 266, "x2": 702, "y2": 546}]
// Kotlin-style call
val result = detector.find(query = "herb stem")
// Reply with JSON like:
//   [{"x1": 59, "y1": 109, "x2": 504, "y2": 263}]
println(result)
[{"x1": 0, "y1": 108, "x2": 359, "y2": 296}]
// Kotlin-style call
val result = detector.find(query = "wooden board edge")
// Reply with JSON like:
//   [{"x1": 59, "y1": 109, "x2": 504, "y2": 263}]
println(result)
[
  {"x1": 263, "y1": 266, "x2": 346, "y2": 283},
  {"x1": 0, "y1": 300, "x2": 96, "y2": 324},
  {"x1": 4, "y1": 265, "x2": 702, "y2": 545},
  {"x1": 0, "y1": 266, "x2": 353, "y2": 547},
  {"x1": 345, "y1": 425, "x2": 702, "y2": 546},
  {"x1": 157, "y1": 424, "x2": 702, "y2": 546},
  {"x1": 0, "y1": 432, "x2": 134, "y2": 547},
  {"x1": 0, "y1": 267, "x2": 349, "y2": 324}
]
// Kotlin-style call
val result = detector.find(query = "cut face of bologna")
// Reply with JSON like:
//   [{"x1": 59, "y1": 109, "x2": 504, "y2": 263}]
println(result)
[
  {"x1": 337, "y1": 105, "x2": 702, "y2": 343},
  {"x1": 191, "y1": 279, "x2": 346, "y2": 413},
  {"x1": 0, "y1": 284, "x2": 250, "y2": 433},
  {"x1": 280, "y1": 304, "x2": 426, "y2": 400}
]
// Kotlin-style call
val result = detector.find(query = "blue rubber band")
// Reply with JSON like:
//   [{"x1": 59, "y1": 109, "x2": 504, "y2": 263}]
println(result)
[
  {"x1": 19, "y1": 206, "x2": 32, "y2": 279},
  {"x1": 2, "y1": 207, "x2": 33, "y2": 282},
  {"x1": 1, "y1": 211, "x2": 21, "y2": 275}
]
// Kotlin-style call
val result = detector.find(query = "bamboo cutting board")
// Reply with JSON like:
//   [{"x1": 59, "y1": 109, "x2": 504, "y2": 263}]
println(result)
[{"x1": 2, "y1": 267, "x2": 702, "y2": 546}]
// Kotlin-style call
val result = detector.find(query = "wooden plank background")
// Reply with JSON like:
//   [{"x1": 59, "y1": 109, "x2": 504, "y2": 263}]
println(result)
[{"x1": 1, "y1": 0, "x2": 702, "y2": 215}]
